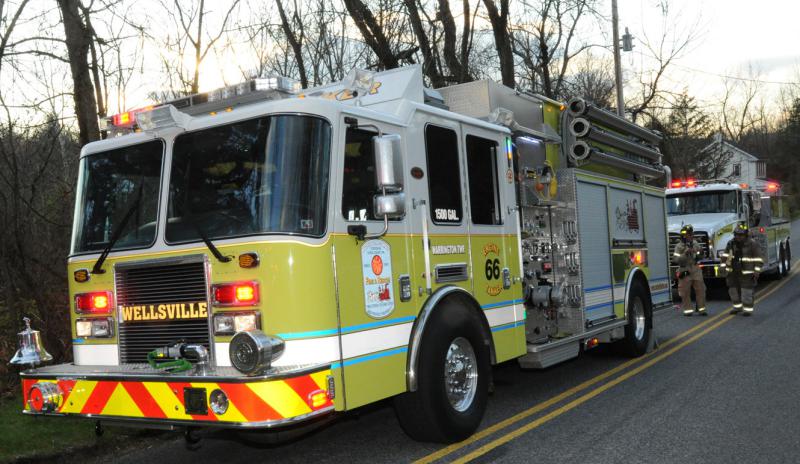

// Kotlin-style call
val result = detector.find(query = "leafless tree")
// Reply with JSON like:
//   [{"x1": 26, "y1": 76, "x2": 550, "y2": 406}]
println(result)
[
  {"x1": 566, "y1": 50, "x2": 614, "y2": 107},
  {"x1": 483, "y1": 0, "x2": 513, "y2": 87},
  {"x1": 719, "y1": 71, "x2": 763, "y2": 144},
  {"x1": 511, "y1": 0, "x2": 599, "y2": 98},
  {"x1": 157, "y1": 0, "x2": 241, "y2": 95},
  {"x1": 57, "y1": 0, "x2": 101, "y2": 144},
  {"x1": 625, "y1": 1, "x2": 700, "y2": 123}
]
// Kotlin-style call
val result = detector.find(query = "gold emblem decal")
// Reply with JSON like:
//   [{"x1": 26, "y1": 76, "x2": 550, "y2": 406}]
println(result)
[{"x1": 120, "y1": 302, "x2": 208, "y2": 322}]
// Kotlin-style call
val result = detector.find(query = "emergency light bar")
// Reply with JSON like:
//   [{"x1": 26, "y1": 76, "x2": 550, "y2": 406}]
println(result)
[{"x1": 102, "y1": 75, "x2": 300, "y2": 137}]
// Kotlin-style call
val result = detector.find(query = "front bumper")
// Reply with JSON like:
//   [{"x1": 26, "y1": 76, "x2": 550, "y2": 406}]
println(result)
[{"x1": 21, "y1": 363, "x2": 334, "y2": 428}]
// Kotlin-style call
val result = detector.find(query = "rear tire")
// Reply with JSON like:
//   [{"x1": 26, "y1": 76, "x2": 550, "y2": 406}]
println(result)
[
  {"x1": 622, "y1": 280, "x2": 652, "y2": 357},
  {"x1": 394, "y1": 301, "x2": 490, "y2": 443}
]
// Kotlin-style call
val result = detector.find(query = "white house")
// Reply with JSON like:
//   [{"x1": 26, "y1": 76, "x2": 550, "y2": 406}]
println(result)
[{"x1": 698, "y1": 134, "x2": 767, "y2": 189}]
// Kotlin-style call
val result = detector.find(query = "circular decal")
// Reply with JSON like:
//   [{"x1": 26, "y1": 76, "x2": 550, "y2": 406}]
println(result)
[{"x1": 371, "y1": 255, "x2": 384, "y2": 275}]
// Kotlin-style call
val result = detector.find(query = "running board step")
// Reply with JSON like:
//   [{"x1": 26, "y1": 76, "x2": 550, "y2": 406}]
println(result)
[{"x1": 518, "y1": 341, "x2": 580, "y2": 369}]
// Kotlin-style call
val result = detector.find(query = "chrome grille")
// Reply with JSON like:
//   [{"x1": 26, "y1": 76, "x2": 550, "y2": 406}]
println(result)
[
  {"x1": 115, "y1": 258, "x2": 210, "y2": 363},
  {"x1": 668, "y1": 232, "x2": 710, "y2": 261}
]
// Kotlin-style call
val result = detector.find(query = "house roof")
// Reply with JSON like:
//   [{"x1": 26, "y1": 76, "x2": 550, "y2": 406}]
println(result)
[{"x1": 699, "y1": 135, "x2": 762, "y2": 162}]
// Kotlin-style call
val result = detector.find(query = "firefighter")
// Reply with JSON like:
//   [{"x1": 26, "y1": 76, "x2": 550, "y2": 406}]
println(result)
[
  {"x1": 721, "y1": 223, "x2": 763, "y2": 316},
  {"x1": 673, "y1": 224, "x2": 707, "y2": 316}
]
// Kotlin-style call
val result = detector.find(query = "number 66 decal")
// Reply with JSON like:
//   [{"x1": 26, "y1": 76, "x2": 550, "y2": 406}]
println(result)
[{"x1": 485, "y1": 258, "x2": 501, "y2": 280}]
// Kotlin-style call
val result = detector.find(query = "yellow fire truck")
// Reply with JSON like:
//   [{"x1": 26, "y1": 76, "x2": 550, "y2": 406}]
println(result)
[{"x1": 14, "y1": 66, "x2": 672, "y2": 443}]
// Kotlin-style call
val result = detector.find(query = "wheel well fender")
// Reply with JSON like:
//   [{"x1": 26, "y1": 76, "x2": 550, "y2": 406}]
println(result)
[
  {"x1": 624, "y1": 267, "x2": 652, "y2": 328},
  {"x1": 405, "y1": 286, "x2": 494, "y2": 392}
]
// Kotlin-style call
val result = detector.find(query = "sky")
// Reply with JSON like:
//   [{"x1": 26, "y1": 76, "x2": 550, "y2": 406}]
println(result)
[
  {"x1": 617, "y1": 0, "x2": 800, "y2": 102},
  {"x1": 4, "y1": 0, "x2": 800, "y2": 122}
]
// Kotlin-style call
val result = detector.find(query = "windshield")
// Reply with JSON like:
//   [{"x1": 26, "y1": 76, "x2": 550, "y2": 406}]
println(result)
[
  {"x1": 72, "y1": 140, "x2": 164, "y2": 254},
  {"x1": 166, "y1": 115, "x2": 331, "y2": 242},
  {"x1": 667, "y1": 191, "x2": 737, "y2": 215}
]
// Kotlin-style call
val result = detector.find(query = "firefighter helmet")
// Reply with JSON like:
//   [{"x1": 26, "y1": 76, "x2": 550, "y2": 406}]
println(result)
[
  {"x1": 680, "y1": 224, "x2": 694, "y2": 236},
  {"x1": 734, "y1": 223, "x2": 749, "y2": 236}
]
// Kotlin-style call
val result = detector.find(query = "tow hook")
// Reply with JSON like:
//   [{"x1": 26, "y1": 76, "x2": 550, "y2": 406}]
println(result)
[{"x1": 185, "y1": 427, "x2": 202, "y2": 448}]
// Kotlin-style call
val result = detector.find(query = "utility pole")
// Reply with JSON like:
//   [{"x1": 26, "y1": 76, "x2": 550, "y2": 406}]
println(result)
[{"x1": 611, "y1": 0, "x2": 624, "y2": 117}]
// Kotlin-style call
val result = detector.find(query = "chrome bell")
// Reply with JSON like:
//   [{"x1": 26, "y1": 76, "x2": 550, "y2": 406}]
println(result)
[{"x1": 10, "y1": 317, "x2": 53, "y2": 368}]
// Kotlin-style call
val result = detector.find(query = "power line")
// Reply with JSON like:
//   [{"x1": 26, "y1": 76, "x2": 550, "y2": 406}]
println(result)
[{"x1": 669, "y1": 62, "x2": 799, "y2": 86}]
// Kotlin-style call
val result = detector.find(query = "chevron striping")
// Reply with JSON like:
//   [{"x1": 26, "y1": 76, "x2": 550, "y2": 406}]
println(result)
[
  {"x1": 248, "y1": 380, "x2": 312, "y2": 419},
  {"x1": 101, "y1": 383, "x2": 144, "y2": 417},
  {"x1": 142, "y1": 382, "x2": 194, "y2": 420},
  {"x1": 121, "y1": 381, "x2": 166, "y2": 418},
  {"x1": 80, "y1": 381, "x2": 117, "y2": 415}
]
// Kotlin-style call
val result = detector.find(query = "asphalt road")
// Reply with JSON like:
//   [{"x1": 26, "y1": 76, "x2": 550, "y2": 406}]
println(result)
[{"x1": 99, "y1": 220, "x2": 800, "y2": 464}]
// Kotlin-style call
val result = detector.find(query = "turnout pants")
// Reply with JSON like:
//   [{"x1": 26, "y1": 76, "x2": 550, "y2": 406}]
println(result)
[
  {"x1": 727, "y1": 272, "x2": 756, "y2": 313},
  {"x1": 678, "y1": 267, "x2": 706, "y2": 314}
]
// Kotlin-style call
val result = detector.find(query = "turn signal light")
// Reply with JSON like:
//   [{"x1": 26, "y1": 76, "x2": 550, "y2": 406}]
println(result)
[
  {"x1": 308, "y1": 390, "x2": 330, "y2": 409},
  {"x1": 213, "y1": 282, "x2": 259, "y2": 306},
  {"x1": 75, "y1": 291, "x2": 113, "y2": 314}
]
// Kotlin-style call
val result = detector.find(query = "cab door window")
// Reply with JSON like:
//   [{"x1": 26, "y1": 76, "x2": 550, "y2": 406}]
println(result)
[
  {"x1": 465, "y1": 135, "x2": 502, "y2": 225},
  {"x1": 341, "y1": 126, "x2": 407, "y2": 222},
  {"x1": 425, "y1": 125, "x2": 462, "y2": 224}
]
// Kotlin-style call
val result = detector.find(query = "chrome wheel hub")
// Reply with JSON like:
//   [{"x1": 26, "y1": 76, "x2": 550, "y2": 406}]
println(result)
[
  {"x1": 632, "y1": 297, "x2": 646, "y2": 341},
  {"x1": 445, "y1": 337, "x2": 478, "y2": 412}
]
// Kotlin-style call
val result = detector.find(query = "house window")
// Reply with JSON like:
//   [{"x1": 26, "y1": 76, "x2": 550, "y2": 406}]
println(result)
[
  {"x1": 756, "y1": 161, "x2": 766, "y2": 178},
  {"x1": 731, "y1": 163, "x2": 741, "y2": 177}
]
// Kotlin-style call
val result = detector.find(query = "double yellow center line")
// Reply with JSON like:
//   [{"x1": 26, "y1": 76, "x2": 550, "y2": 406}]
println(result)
[{"x1": 416, "y1": 268, "x2": 797, "y2": 463}]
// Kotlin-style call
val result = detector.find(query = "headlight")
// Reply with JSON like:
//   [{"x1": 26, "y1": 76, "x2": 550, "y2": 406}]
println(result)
[
  {"x1": 75, "y1": 317, "x2": 113, "y2": 338},
  {"x1": 209, "y1": 389, "x2": 229, "y2": 415},
  {"x1": 229, "y1": 330, "x2": 284, "y2": 376},
  {"x1": 213, "y1": 312, "x2": 260, "y2": 335}
]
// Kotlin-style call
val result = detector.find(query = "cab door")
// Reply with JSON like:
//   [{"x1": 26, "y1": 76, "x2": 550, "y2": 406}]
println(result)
[
  {"x1": 461, "y1": 129, "x2": 524, "y2": 361},
  {"x1": 331, "y1": 118, "x2": 415, "y2": 409}
]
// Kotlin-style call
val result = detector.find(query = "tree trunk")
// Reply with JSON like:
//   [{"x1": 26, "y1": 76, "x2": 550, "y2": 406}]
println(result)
[
  {"x1": 276, "y1": 0, "x2": 308, "y2": 88},
  {"x1": 343, "y1": 0, "x2": 398, "y2": 69},
  {"x1": 483, "y1": 0, "x2": 513, "y2": 88},
  {"x1": 57, "y1": 0, "x2": 100, "y2": 145},
  {"x1": 437, "y1": 0, "x2": 469, "y2": 82},
  {"x1": 403, "y1": 0, "x2": 443, "y2": 87}
]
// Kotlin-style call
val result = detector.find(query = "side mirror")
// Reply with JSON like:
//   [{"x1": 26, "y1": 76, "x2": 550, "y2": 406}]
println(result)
[
  {"x1": 374, "y1": 193, "x2": 406, "y2": 219},
  {"x1": 374, "y1": 134, "x2": 403, "y2": 191}
]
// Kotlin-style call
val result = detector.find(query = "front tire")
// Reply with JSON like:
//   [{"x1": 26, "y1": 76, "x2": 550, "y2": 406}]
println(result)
[
  {"x1": 622, "y1": 280, "x2": 652, "y2": 357},
  {"x1": 394, "y1": 301, "x2": 490, "y2": 443},
  {"x1": 785, "y1": 243, "x2": 792, "y2": 274}
]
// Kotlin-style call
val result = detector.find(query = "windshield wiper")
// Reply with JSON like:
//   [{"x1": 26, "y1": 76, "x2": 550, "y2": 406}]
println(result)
[
  {"x1": 92, "y1": 194, "x2": 143, "y2": 274},
  {"x1": 188, "y1": 217, "x2": 232, "y2": 263}
]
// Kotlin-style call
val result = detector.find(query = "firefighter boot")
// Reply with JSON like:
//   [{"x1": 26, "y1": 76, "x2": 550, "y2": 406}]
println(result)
[
  {"x1": 678, "y1": 276, "x2": 694, "y2": 316},
  {"x1": 742, "y1": 287, "x2": 755, "y2": 317},
  {"x1": 693, "y1": 275, "x2": 707, "y2": 316},
  {"x1": 728, "y1": 286, "x2": 742, "y2": 315}
]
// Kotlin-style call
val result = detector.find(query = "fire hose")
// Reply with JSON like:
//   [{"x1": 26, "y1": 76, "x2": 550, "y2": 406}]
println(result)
[{"x1": 147, "y1": 342, "x2": 209, "y2": 373}]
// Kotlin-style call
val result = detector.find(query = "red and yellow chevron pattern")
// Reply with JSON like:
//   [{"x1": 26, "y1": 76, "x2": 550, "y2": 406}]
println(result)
[{"x1": 22, "y1": 369, "x2": 333, "y2": 425}]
